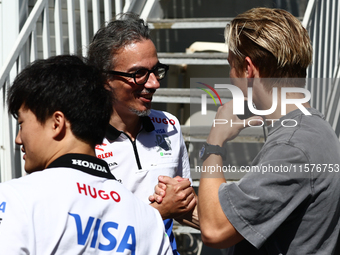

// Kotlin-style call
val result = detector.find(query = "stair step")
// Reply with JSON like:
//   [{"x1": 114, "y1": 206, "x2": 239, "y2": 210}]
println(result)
[
  {"x1": 148, "y1": 18, "x2": 232, "y2": 29},
  {"x1": 158, "y1": 52, "x2": 229, "y2": 65}
]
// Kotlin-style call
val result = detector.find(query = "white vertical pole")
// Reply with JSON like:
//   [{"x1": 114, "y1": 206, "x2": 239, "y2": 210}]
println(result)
[
  {"x1": 114, "y1": 0, "x2": 122, "y2": 15},
  {"x1": 123, "y1": 0, "x2": 133, "y2": 13},
  {"x1": 42, "y1": 1, "x2": 50, "y2": 58},
  {"x1": 328, "y1": 0, "x2": 336, "y2": 80},
  {"x1": 0, "y1": 0, "x2": 20, "y2": 182},
  {"x1": 323, "y1": 0, "x2": 330, "y2": 77},
  {"x1": 67, "y1": 0, "x2": 77, "y2": 55},
  {"x1": 316, "y1": 1, "x2": 324, "y2": 111},
  {"x1": 80, "y1": 0, "x2": 89, "y2": 57},
  {"x1": 309, "y1": 5, "x2": 317, "y2": 108},
  {"x1": 140, "y1": 0, "x2": 156, "y2": 21},
  {"x1": 201, "y1": 94, "x2": 207, "y2": 115},
  {"x1": 334, "y1": 0, "x2": 340, "y2": 79},
  {"x1": 321, "y1": 0, "x2": 330, "y2": 112},
  {"x1": 1, "y1": 0, "x2": 20, "y2": 67},
  {"x1": 302, "y1": 0, "x2": 317, "y2": 28},
  {"x1": 30, "y1": 25, "x2": 38, "y2": 61},
  {"x1": 55, "y1": 0, "x2": 63, "y2": 55},
  {"x1": 92, "y1": 0, "x2": 100, "y2": 35},
  {"x1": 104, "y1": 0, "x2": 112, "y2": 22}
]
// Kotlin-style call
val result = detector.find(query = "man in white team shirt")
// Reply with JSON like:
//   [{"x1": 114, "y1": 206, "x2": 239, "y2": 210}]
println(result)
[
  {"x1": 0, "y1": 55, "x2": 172, "y2": 254},
  {"x1": 88, "y1": 13, "x2": 198, "y2": 254}
]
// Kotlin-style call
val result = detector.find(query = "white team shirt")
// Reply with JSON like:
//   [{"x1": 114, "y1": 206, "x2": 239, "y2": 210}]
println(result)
[
  {"x1": 0, "y1": 154, "x2": 172, "y2": 255},
  {"x1": 95, "y1": 110, "x2": 191, "y2": 204}
]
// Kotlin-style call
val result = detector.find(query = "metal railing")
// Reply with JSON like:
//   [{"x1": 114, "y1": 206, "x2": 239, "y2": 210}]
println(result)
[
  {"x1": 0, "y1": 0, "x2": 129, "y2": 181},
  {"x1": 303, "y1": 0, "x2": 340, "y2": 130}
]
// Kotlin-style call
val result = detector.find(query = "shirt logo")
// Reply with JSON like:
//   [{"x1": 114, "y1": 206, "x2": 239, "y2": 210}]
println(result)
[
  {"x1": 155, "y1": 134, "x2": 172, "y2": 152},
  {"x1": 149, "y1": 117, "x2": 176, "y2": 125},
  {"x1": 97, "y1": 152, "x2": 113, "y2": 159},
  {"x1": 68, "y1": 213, "x2": 136, "y2": 252},
  {"x1": 109, "y1": 162, "x2": 118, "y2": 167},
  {"x1": 96, "y1": 144, "x2": 114, "y2": 159},
  {"x1": 155, "y1": 128, "x2": 166, "y2": 134},
  {"x1": 71, "y1": 159, "x2": 107, "y2": 173},
  {"x1": 77, "y1": 183, "x2": 120, "y2": 202},
  {"x1": 95, "y1": 144, "x2": 105, "y2": 152}
]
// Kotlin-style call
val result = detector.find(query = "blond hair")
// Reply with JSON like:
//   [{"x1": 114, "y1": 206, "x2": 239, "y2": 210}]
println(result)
[{"x1": 225, "y1": 8, "x2": 312, "y2": 82}]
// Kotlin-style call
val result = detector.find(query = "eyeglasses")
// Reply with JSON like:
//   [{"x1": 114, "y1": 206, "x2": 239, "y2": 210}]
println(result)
[{"x1": 104, "y1": 63, "x2": 169, "y2": 85}]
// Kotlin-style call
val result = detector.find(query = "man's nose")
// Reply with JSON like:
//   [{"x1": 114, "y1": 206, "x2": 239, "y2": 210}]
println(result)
[
  {"x1": 15, "y1": 130, "x2": 22, "y2": 145},
  {"x1": 144, "y1": 72, "x2": 160, "y2": 90}
]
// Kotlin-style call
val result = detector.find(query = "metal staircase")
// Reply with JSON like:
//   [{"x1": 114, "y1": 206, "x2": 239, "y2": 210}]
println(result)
[{"x1": 1, "y1": 1, "x2": 340, "y2": 254}]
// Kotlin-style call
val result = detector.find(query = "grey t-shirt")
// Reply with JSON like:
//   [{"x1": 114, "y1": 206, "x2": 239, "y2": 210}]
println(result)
[{"x1": 219, "y1": 108, "x2": 340, "y2": 254}]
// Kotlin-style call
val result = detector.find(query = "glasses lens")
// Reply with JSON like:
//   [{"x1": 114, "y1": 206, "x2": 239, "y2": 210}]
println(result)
[
  {"x1": 133, "y1": 65, "x2": 168, "y2": 85},
  {"x1": 135, "y1": 69, "x2": 149, "y2": 85},
  {"x1": 156, "y1": 67, "x2": 166, "y2": 80}
]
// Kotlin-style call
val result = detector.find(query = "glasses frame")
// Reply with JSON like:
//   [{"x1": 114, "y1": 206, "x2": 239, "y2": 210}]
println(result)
[{"x1": 104, "y1": 63, "x2": 169, "y2": 85}]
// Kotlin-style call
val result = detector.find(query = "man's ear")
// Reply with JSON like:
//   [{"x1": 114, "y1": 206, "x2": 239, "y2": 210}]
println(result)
[
  {"x1": 244, "y1": 56, "x2": 259, "y2": 78},
  {"x1": 104, "y1": 82, "x2": 112, "y2": 91},
  {"x1": 51, "y1": 111, "x2": 67, "y2": 140}
]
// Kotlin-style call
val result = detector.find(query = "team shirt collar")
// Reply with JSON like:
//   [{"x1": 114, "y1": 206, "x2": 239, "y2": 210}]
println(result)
[
  {"x1": 46, "y1": 153, "x2": 116, "y2": 180},
  {"x1": 106, "y1": 116, "x2": 155, "y2": 140}
]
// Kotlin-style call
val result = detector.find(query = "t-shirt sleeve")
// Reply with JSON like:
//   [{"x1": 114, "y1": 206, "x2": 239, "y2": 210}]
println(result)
[
  {"x1": 0, "y1": 183, "x2": 32, "y2": 254},
  {"x1": 135, "y1": 198, "x2": 173, "y2": 255},
  {"x1": 218, "y1": 143, "x2": 313, "y2": 249}
]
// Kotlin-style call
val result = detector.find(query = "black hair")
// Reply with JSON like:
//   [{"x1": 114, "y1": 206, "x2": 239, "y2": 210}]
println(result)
[
  {"x1": 7, "y1": 55, "x2": 112, "y2": 147},
  {"x1": 87, "y1": 13, "x2": 150, "y2": 76}
]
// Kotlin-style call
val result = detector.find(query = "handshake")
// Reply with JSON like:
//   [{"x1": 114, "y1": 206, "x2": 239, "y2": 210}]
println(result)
[{"x1": 149, "y1": 176, "x2": 199, "y2": 229}]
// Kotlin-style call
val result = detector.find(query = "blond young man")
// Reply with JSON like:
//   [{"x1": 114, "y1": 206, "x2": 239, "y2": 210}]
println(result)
[
  {"x1": 148, "y1": 7, "x2": 340, "y2": 254},
  {"x1": 196, "y1": 8, "x2": 340, "y2": 254}
]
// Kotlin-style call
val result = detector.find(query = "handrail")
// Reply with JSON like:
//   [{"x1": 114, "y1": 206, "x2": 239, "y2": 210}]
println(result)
[
  {"x1": 336, "y1": 60, "x2": 340, "y2": 79},
  {"x1": 140, "y1": 0, "x2": 157, "y2": 21},
  {"x1": 0, "y1": 0, "x2": 47, "y2": 90},
  {"x1": 302, "y1": 0, "x2": 318, "y2": 28}
]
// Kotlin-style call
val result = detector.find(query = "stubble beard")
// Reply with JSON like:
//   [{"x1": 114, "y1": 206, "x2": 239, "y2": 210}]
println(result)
[
  {"x1": 129, "y1": 103, "x2": 151, "y2": 117},
  {"x1": 130, "y1": 108, "x2": 151, "y2": 117}
]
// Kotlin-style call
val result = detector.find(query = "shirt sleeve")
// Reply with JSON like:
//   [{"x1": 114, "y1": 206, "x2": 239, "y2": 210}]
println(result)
[
  {"x1": 0, "y1": 183, "x2": 33, "y2": 254},
  {"x1": 218, "y1": 143, "x2": 313, "y2": 249},
  {"x1": 135, "y1": 199, "x2": 173, "y2": 255}
]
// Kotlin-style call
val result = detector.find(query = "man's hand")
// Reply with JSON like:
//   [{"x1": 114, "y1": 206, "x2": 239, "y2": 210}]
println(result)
[
  {"x1": 149, "y1": 176, "x2": 186, "y2": 203},
  {"x1": 207, "y1": 100, "x2": 263, "y2": 146},
  {"x1": 149, "y1": 176, "x2": 196, "y2": 220}
]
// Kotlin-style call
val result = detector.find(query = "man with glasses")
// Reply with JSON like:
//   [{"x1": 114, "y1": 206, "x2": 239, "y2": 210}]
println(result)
[{"x1": 88, "y1": 13, "x2": 197, "y2": 255}]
